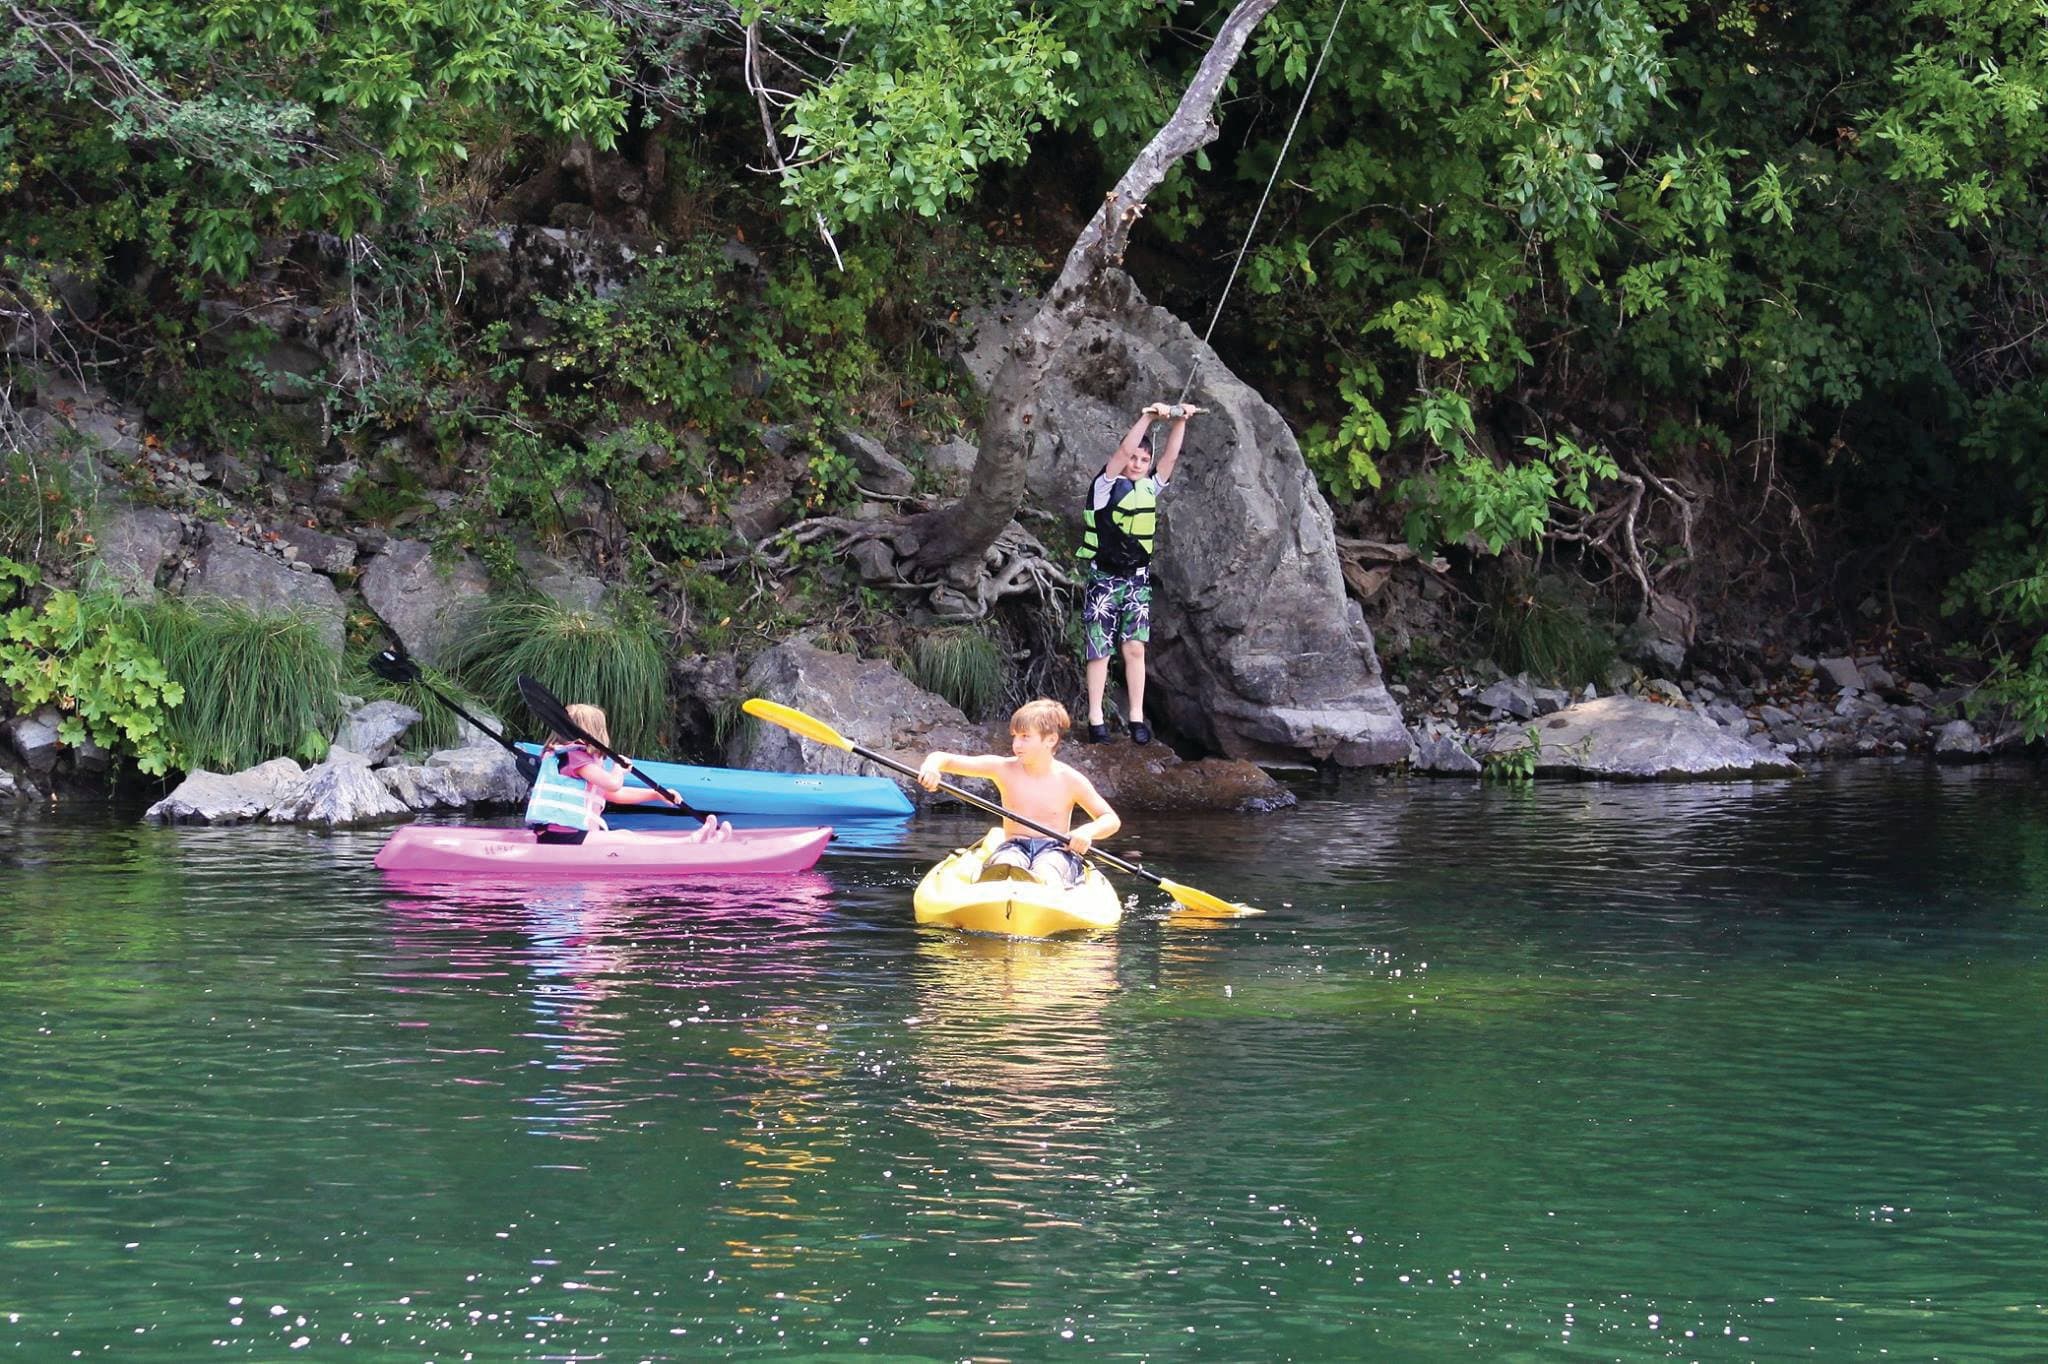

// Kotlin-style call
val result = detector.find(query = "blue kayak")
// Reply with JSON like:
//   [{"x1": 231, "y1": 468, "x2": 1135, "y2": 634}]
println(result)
[{"x1": 515, "y1": 742, "x2": 914, "y2": 818}]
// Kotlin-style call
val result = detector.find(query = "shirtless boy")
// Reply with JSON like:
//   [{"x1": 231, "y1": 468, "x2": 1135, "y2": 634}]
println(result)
[{"x1": 916, "y1": 698, "x2": 1121, "y2": 887}]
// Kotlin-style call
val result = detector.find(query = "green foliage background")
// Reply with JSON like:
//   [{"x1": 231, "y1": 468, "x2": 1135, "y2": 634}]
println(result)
[{"x1": 11, "y1": 0, "x2": 2048, "y2": 754}]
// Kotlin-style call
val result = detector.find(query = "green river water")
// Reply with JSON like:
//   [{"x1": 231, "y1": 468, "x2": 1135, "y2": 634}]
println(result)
[{"x1": 2, "y1": 762, "x2": 2046, "y2": 1361}]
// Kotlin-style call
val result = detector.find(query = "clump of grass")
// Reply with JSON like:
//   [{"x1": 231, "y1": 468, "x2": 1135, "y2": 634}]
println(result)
[
  {"x1": 1480, "y1": 573, "x2": 1616, "y2": 687},
  {"x1": 446, "y1": 594, "x2": 670, "y2": 755},
  {"x1": 0, "y1": 442, "x2": 95, "y2": 570},
  {"x1": 136, "y1": 597, "x2": 344, "y2": 771},
  {"x1": 911, "y1": 627, "x2": 1007, "y2": 720}
]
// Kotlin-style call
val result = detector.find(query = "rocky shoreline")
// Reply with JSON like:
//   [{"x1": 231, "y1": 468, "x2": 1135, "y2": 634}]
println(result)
[{"x1": 1395, "y1": 650, "x2": 2025, "y2": 779}]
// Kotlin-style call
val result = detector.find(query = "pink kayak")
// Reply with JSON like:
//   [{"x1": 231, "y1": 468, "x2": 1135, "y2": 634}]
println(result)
[{"x1": 374, "y1": 824, "x2": 832, "y2": 877}]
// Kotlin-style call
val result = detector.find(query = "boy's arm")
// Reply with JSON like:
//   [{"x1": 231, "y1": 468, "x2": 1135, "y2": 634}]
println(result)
[
  {"x1": 1153, "y1": 406, "x2": 1201, "y2": 485},
  {"x1": 1103, "y1": 406, "x2": 1164, "y2": 479},
  {"x1": 916, "y1": 751, "x2": 1009, "y2": 790},
  {"x1": 1062, "y1": 770, "x2": 1120, "y2": 855}
]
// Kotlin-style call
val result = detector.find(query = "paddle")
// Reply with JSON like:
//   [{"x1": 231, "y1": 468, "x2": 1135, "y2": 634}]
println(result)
[
  {"x1": 742, "y1": 697, "x2": 1259, "y2": 917},
  {"x1": 367, "y1": 646, "x2": 539, "y2": 781},
  {"x1": 515, "y1": 674, "x2": 703, "y2": 816}
]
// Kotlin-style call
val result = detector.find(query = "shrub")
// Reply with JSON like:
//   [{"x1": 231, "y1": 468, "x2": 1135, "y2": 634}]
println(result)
[
  {"x1": 136, "y1": 597, "x2": 343, "y2": 772},
  {"x1": 911, "y1": 628, "x2": 1007, "y2": 720},
  {"x1": 446, "y1": 595, "x2": 669, "y2": 755},
  {"x1": 0, "y1": 560, "x2": 185, "y2": 775},
  {"x1": 1480, "y1": 572, "x2": 1616, "y2": 687}
]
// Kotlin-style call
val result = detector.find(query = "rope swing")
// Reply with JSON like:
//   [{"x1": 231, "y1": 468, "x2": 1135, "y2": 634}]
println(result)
[{"x1": 1175, "y1": 0, "x2": 1353, "y2": 410}]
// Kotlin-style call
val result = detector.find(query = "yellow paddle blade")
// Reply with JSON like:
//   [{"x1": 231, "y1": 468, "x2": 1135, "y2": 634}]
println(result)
[
  {"x1": 742, "y1": 698, "x2": 854, "y2": 752},
  {"x1": 1160, "y1": 878, "x2": 1263, "y2": 918}
]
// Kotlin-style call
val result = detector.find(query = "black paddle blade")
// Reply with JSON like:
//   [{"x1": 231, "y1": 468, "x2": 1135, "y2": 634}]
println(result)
[
  {"x1": 368, "y1": 647, "x2": 420, "y2": 685},
  {"x1": 516, "y1": 674, "x2": 575, "y2": 741}
]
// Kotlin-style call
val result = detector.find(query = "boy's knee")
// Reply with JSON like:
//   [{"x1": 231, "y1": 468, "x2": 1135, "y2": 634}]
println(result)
[{"x1": 1121, "y1": 639, "x2": 1146, "y2": 660}]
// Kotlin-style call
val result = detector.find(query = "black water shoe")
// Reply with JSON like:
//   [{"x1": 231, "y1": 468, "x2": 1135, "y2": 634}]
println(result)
[
  {"x1": 1086, "y1": 722, "x2": 1110, "y2": 744},
  {"x1": 1129, "y1": 720, "x2": 1152, "y2": 745}
]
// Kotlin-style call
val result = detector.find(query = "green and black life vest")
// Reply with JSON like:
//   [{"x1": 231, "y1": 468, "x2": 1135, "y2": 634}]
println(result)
[{"x1": 1078, "y1": 472, "x2": 1158, "y2": 575}]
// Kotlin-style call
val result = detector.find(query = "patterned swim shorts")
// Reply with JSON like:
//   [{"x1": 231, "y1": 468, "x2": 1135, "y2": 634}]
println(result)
[{"x1": 1082, "y1": 568, "x2": 1150, "y2": 661}]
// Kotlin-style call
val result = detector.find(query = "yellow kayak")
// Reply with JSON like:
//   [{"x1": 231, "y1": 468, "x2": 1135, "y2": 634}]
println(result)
[{"x1": 913, "y1": 827, "x2": 1123, "y2": 937}]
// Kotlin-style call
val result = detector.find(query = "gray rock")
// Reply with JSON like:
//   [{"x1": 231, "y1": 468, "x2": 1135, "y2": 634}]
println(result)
[
  {"x1": 1644, "y1": 678, "x2": 1687, "y2": 706},
  {"x1": 425, "y1": 745, "x2": 530, "y2": 806},
  {"x1": 0, "y1": 766, "x2": 24, "y2": 802},
  {"x1": 1479, "y1": 696, "x2": 1801, "y2": 779},
  {"x1": 966, "y1": 275, "x2": 1409, "y2": 767},
  {"x1": 86, "y1": 504, "x2": 185, "y2": 599},
  {"x1": 1474, "y1": 678, "x2": 1538, "y2": 719},
  {"x1": 1706, "y1": 700, "x2": 1750, "y2": 728},
  {"x1": 376, "y1": 763, "x2": 469, "y2": 811},
  {"x1": 73, "y1": 740, "x2": 111, "y2": 774},
  {"x1": 184, "y1": 526, "x2": 347, "y2": 650},
  {"x1": 5, "y1": 708, "x2": 64, "y2": 774},
  {"x1": 733, "y1": 638, "x2": 976, "y2": 796},
  {"x1": 734, "y1": 637, "x2": 1290, "y2": 811},
  {"x1": 1630, "y1": 633, "x2": 1687, "y2": 675},
  {"x1": 1758, "y1": 704, "x2": 1796, "y2": 727},
  {"x1": 334, "y1": 699, "x2": 422, "y2": 766},
  {"x1": 1933, "y1": 719, "x2": 1985, "y2": 761},
  {"x1": 515, "y1": 545, "x2": 604, "y2": 613},
  {"x1": 1409, "y1": 729, "x2": 1481, "y2": 776},
  {"x1": 314, "y1": 461, "x2": 361, "y2": 511},
  {"x1": 145, "y1": 757, "x2": 305, "y2": 824},
  {"x1": 358, "y1": 538, "x2": 488, "y2": 667},
  {"x1": 832, "y1": 429, "x2": 915, "y2": 497},
  {"x1": 276, "y1": 523, "x2": 358, "y2": 575},
  {"x1": 266, "y1": 749, "x2": 410, "y2": 826},
  {"x1": 1790, "y1": 654, "x2": 1818, "y2": 672},
  {"x1": 206, "y1": 451, "x2": 259, "y2": 494},
  {"x1": 1817, "y1": 656, "x2": 1865, "y2": 692},
  {"x1": 923, "y1": 438, "x2": 979, "y2": 496},
  {"x1": 1530, "y1": 685, "x2": 1572, "y2": 716}
]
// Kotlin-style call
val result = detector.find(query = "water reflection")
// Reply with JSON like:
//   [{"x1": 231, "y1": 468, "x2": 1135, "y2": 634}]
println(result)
[{"x1": 379, "y1": 873, "x2": 841, "y2": 1139}]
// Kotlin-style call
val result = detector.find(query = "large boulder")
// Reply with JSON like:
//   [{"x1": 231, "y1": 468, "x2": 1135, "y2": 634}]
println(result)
[
  {"x1": 731, "y1": 639, "x2": 981, "y2": 795},
  {"x1": 376, "y1": 763, "x2": 470, "y2": 811},
  {"x1": 86, "y1": 504, "x2": 186, "y2": 599},
  {"x1": 1479, "y1": 696, "x2": 1802, "y2": 780},
  {"x1": 424, "y1": 745, "x2": 530, "y2": 806},
  {"x1": 733, "y1": 637, "x2": 1292, "y2": 811},
  {"x1": 266, "y1": 749, "x2": 410, "y2": 826},
  {"x1": 959, "y1": 274, "x2": 1410, "y2": 767},
  {"x1": 4, "y1": 707, "x2": 64, "y2": 774},
  {"x1": 145, "y1": 758, "x2": 305, "y2": 824},
  {"x1": 358, "y1": 538, "x2": 489, "y2": 667},
  {"x1": 184, "y1": 525, "x2": 347, "y2": 650},
  {"x1": 333, "y1": 699, "x2": 422, "y2": 766}
]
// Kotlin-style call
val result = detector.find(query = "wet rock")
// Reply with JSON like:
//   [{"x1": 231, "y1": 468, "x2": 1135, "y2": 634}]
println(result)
[
  {"x1": 1933, "y1": 719, "x2": 1985, "y2": 761},
  {"x1": 4, "y1": 708, "x2": 63, "y2": 774},
  {"x1": 334, "y1": 700, "x2": 422, "y2": 766},
  {"x1": 376, "y1": 763, "x2": 469, "y2": 811},
  {"x1": 425, "y1": 745, "x2": 529, "y2": 805},
  {"x1": 266, "y1": 749, "x2": 410, "y2": 826},
  {"x1": 146, "y1": 758, "x2": 305, "y2": 824},
  {"x1": 1480, "y1": 696, "x2": 1801, "y2": 780},
  {"x1": 1409, "y1": 726, "x2": 1481, "y2": 777}
]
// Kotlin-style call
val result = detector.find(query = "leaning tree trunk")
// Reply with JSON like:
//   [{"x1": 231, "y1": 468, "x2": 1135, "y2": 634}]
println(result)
[{"x1": 901, "y1": 0, "x2": 1281, "y2": 583}]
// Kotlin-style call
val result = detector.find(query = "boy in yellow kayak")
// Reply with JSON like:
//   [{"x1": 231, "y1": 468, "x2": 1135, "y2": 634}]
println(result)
[{"x1": 916, "y1": 698, "x2": 1121, "y2": 887}]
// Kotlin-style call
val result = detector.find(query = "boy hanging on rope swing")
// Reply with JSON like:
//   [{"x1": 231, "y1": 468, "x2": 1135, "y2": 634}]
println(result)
[{"x1": 1077, "y1": 401, "x2": 1204, "y2": 744}]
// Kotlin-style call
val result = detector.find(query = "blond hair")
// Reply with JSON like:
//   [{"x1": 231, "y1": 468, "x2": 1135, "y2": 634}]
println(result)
[
  {"x1": 1010, "y1": 698, "x2": 1070, "y2": 740},
  {"x1": 554, "y1": 703, "x2": 611, "y2": 749}
]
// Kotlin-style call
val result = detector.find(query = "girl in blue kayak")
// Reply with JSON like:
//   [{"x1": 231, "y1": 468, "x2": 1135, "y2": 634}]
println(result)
[{"x1": 525, "y1": 703, "x2": 730, "y2": 844}]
